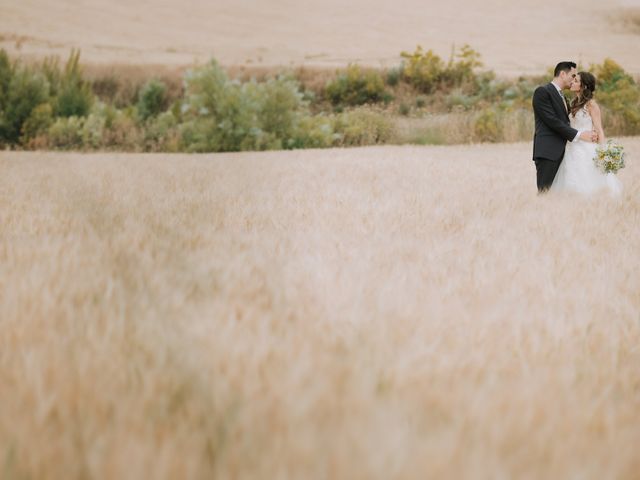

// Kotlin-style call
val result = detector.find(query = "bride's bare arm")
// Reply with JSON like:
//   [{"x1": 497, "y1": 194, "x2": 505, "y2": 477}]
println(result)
[{"x1": 588, "y1": 100, "x2": 606, "y2": 144}]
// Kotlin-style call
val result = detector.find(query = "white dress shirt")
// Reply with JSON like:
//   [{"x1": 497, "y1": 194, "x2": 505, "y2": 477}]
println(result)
[{"x1": 551, "y1": 80, "x2": 581, "y2": 142}]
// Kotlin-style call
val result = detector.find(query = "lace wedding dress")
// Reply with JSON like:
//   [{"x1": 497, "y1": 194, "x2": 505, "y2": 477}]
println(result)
[{"x1": 550, "y1": 107, "x2": 622, "y2": 197}]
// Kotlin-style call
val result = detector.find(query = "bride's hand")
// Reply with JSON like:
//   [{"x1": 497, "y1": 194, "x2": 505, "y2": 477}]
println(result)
[{"x1": 579, "y1": 131, "x2": 596, "y2": 142}]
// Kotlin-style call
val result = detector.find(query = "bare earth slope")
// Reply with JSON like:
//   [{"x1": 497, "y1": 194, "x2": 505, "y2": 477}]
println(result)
[
  {"x1": 1, "y1": 0, "x2": 640, "y2": 75},
  {"x1": 1, "y1": 140, "x2": 639, "y2": 478}
]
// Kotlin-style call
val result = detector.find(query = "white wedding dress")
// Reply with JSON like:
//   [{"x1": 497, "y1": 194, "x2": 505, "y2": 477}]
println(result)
[{"x1": 550, "y1": 107, "x2": 623, "y2": 197}]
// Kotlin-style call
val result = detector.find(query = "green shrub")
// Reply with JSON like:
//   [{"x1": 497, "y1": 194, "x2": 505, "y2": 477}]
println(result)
[
  {"x1": 401, "y1": 44, "x2": 485, "y2": 95},
  {"x1": 443, "y1": 44, "x2": 483, "y2": 87},
  {"x1": 446, "y1": 91, "x2": 476, "y2": 110},
  {"x1": 594, "y1": 58, "x2": 634, "y2": 91},
  {"x1": 102, "y1": 110, "x2": 142, "y2": 150},
  {"x1": 398, "y1": 103, "x2": 410, "y2": 116},
  {"x1": 81, "y1": 112, "x2": 106, "y2": 149},
  {"x1": 55, "y1": 50, "x2": 93, "y2": 118},
  {"x1": 400, "y1": 46, "x2": 445, "y2": 94},
  {"x1": 49, "y1": 102, "x2": 117, "y2": 150},
  {"x1": 181, "y1": 60, "x2": 260, "y2": 152},
  {"x1": 473, "y1": 72, "x2": 501, "y2": 101},
  {"x1": 325, "y1": 65, "x2": 386, "y2": 106},
  {"x1": 181, "y1": 60, "x2": 311, "y2": 152},
  {"x1": 289, "y1": 114, "x2": 337, "y2": 149},
  {"x1": 46, "y1": 104, "x2": 139, "y2": 151},
  {"x1": 386, "y1": 67, "x2": 402, "y2": 87},
  {"x1": 137, "y1": 79, "x2": 168, "y2": 121},
  {"x1": 591, "y1": 58, "x2": 640, "y2": 135},
  {"x1": 179, "y1": 119, "x2": 214, "y2": 153},
  {"x1": 333, "y1": 108, "x2": 396, "y2": 146},
  {"x1": 47, "y1": 116, "x2": 84, "y2": 149},
  {"x1": 258, "y1": 75, "x2": 307, "y2": 147},
  {"x1": 144, "y1": 111, "x2": 180, "y2": 152},
  {"x1": 21, "y1": 103, "x2": 54, "y2": 145},
  {"x1": 503, "y1": 75, "x2": 542, "y2": 109},
  {"x1": 0, "y1": 67, "x2": 50, "y2": 144}
]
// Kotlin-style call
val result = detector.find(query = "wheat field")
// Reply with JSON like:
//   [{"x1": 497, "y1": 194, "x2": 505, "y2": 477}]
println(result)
[
  {"x1": 1, "y1": 140, "x2": 640, "y2": 479},
  {"x1": 2, "y1": 0, "x2": 640, "y2": 76}
]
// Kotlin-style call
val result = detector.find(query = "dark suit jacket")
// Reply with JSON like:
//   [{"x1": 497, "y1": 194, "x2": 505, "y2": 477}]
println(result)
[{"x1": 532, "y1": 83, "x2": 578, "y2": 162}]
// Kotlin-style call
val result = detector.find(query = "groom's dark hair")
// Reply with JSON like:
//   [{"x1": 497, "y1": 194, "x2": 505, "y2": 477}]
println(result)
[{"x1": 554, "y1": 61, "x2": 577, "y2": 77}]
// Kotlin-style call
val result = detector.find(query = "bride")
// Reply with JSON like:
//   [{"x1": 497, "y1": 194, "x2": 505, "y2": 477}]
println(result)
[{"x1": 550, "y1": 71, "x2": 622, "y2": 196}]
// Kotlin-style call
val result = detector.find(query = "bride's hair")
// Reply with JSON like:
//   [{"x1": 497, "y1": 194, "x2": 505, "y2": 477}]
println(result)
[{"x1": 570, "y1": 71, "x2": 597, "y2": 116}]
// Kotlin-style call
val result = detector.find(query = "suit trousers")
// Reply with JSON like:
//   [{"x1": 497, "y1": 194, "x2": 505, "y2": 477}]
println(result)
[{"x1": 534, "y1": 158, "x2": 561, "y2": 193}]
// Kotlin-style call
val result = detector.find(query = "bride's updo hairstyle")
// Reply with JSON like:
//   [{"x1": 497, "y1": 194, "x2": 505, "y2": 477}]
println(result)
[{"x1": 570, "y1": 71, "x2": 597, "y2": 116}]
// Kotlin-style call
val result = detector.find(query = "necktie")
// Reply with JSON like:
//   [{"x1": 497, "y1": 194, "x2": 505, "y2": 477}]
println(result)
[{"x1": 559, "y1": 89, "x2": 567, "y2": 112}]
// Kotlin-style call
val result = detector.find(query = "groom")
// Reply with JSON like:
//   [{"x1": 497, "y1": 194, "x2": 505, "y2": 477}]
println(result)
[{"x1": 532, "y1": 61, "x2": 597, "y2": 192}]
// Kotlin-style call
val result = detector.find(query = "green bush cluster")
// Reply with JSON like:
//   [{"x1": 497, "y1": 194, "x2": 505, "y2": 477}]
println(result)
[
  {"x1": 400, "y1": 44, "x2": 483, "y2": 94},
  {"x1": 179, "y1": 60, "x2": 314, "y2": 151},
  {"x1": 0, "y1": 49, "x2": 94, "y2": 147},
  {"x1": 180, "y1": 61, "x2": 396, "y2": 151},
  {"x1": 325, "y1": 65, "x2": 387, "y2": 107},
  {"x1": 332, "y1": 107, "x2": 396, "y2": 146},
  {"x1": 1, "y1": 47, "x2": 638, "y2": 151},
  {"x1": 592, "y1": 58, "x2": 640, "y2": 135},
  {"x1": 34, "y1": 104, "x2": 142, "y2": 151}
]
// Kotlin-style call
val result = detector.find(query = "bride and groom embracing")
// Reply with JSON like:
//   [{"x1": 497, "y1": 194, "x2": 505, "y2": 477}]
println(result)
[{"x1": 532, "y1": 61, "x2": 622, "y2": 196}]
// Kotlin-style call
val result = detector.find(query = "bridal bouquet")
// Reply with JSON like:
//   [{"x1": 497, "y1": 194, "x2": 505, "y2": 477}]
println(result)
[{"x1": 594, "y1": 139, "x2": 626, "y2": 174}]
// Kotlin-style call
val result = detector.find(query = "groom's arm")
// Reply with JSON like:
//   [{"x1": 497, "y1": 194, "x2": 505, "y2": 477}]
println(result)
[{"x1": 532, "y1": 87, "x2": 579, "y2": 142}]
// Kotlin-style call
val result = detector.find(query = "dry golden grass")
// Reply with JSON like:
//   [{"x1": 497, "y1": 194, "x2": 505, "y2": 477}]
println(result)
[
  {"x1": 1, "y1": 140, "x2": 640, "y2": 479},
  {"x1": 1, "y1": 0, "x2": 640, "y2": 76},
  {"x1": 611, "y1": 7, "x2": 640, "y2": 34},
  {"x1": 395, "y1": 109, "x2": 535, "y2": 145}
]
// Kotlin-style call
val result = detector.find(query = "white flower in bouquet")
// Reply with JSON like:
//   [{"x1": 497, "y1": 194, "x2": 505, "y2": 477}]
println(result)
[{"x1": 594, "y1": 139, "x2": 626, "y2": 174}]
